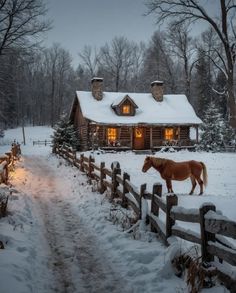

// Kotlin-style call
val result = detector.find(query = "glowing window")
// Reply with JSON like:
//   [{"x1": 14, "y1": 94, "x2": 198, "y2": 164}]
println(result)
[
  {"x1": 107, "y1": 128, "x2": 117, "y2": 143},
  {"x1": 165, "y1": 128, "x2": 174, "y2": 140},
  {"x1": 122, "y1": 105, "x2": 130, "y2": 114},
  {"x1": 135, "y1": 128, "x2": 142, "y2": 138}
]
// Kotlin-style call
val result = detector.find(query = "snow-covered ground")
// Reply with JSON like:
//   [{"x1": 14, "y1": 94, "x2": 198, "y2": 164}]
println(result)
[{"x1": 0, "y1": 126, "x2": 235, "y2": 293}]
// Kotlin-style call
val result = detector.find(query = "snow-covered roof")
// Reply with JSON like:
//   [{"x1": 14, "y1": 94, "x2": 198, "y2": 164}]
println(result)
[{"x1": 75, "y1": 91, "x2": 202, "y2": 125}]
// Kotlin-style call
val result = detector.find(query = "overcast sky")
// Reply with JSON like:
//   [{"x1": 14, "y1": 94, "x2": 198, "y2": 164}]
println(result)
[{"x1": 44, "y1": 0, "x2": 157, "y2": 67}]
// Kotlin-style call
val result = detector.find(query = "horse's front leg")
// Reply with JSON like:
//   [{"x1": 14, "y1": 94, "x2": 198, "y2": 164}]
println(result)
[{"x1": 166, "y1": 179, "x2": 174, "y2": 193}]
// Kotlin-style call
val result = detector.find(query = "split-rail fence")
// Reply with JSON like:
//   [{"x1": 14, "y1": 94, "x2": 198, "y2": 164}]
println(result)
[
  {"x1": 54, "y1": 144, "x2": 236, "y2": 292},
  {"x1": 0, "y1": 143, "x2": 21, "y2": 217}
]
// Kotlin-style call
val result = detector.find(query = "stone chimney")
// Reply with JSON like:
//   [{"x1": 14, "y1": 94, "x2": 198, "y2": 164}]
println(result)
[
  {"x1": 151, "y1": 80, "x2": 164, "y2": 102},
  {"x1": 91, "y1": 77, "x2": 103, "y2": 101}
]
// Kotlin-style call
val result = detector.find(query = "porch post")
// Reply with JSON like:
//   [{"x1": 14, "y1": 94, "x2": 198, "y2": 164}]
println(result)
[
  {"x1": 150, "y1": 127, "x2": 153, "y2": 149},
  {"x1": 196, "y1": 126, "x2": 199, "y2": 144},
  {"x1": 130, "y1": 127, "x2": 133, "y2": 148},
  {"x1": 102, "y1": 126, "x2": 106, "y2": 146},
  {"x1": 177, "y1": 126, "x2": 180, "y2": 146}
]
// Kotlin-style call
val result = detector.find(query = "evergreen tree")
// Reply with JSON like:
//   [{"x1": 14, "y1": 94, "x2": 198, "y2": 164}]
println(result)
[
  {"x1": 0, "y1": 128, "x2": 4, "y2": 138},
  {"x1": 200, "y1": 101, "x2": 235, "y2": 151},
  {"x1": 51, "y1": 114, "x2": 80, "y2": 150}
]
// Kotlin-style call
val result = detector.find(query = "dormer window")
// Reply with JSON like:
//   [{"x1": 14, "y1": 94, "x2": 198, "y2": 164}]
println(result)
[
  {"x1": 122, "y1": 104, "x2": 131, "y2": 114},
  {"x1": 111, "y1": 95, "x2": 138, "y2": 116}
]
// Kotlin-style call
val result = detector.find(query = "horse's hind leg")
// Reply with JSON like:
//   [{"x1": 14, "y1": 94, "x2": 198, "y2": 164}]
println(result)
[
  {"x1": 189, "y1": 175, "x2": 196, "y2": 195},
  {"x1": 196, "y1": 177, "x2": 204, "y2": 195}
]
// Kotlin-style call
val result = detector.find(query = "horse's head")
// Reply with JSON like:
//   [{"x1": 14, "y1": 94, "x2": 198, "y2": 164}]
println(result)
[{"x1": 142, "y1": 156, "x2": 152, "y2": 172}]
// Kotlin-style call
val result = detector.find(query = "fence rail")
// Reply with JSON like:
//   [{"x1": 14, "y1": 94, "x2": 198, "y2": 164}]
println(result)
[
  {"x1": 33, "y1": 140, "x2": 52, "y2": 146},
  {"x1": 54, "y1": 144, "x2": 236, "y2": 291}
]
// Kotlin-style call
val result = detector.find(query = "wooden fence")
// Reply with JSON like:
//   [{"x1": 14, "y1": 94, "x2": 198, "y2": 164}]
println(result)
[
  {"x1": 33, "y1": 140, "x2": 52, "y2": 146},
  {"x1": 0, "y1": 143, "x2": 21, "y2": 184},
  {"x1": 0, "y1": 143, "x2": 21, "y2": 217},
  {"x1": 54, "y1": 144, "x2": 236, "y2": 291}
]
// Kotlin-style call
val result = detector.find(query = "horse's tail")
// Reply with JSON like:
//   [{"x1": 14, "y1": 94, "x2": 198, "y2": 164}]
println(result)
[{"x1": 200, "y1": 162, "x2": 208, "y2": 187}]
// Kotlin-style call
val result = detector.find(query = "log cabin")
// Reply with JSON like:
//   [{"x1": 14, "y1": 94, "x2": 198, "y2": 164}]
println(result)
[{"x1": 69, "y1": 78, "x2": 202, "y2": 151}]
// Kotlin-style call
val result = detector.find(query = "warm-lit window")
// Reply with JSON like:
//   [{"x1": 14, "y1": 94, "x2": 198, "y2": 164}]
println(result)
[
  {"x1": 107, "y1": 128, "x2": 117, "y2": 143},
  {"x1": 165, "y1": 128, "x2": 174, "y2": 140},
  {"x1": 135, "y1": 128, "x2": 143, "y2": 138},
  {"x1": 122, "y1": 105, "x2": 130, "y2": 114}
]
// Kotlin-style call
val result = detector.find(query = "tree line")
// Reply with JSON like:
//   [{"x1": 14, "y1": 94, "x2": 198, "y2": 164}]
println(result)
[{"x1": 0, "y1": 0, "x2": 235, "y2": 130}]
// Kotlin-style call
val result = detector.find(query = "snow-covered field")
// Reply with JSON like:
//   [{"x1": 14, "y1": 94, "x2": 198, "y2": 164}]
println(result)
[{"x1": 0, "y1": 126, "x2": 235, "y2": 293}]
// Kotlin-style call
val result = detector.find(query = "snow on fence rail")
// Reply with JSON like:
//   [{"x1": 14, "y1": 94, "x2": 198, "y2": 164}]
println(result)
[{"x1": 54, "y1": 144, "x2": 236, "y2": 291}]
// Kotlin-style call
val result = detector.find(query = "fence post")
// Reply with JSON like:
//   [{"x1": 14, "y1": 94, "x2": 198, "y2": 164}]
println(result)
[
  {"x1": 5, "y1": 163, "x2": 9, "y2": 183},
  {"x1": 150, "y1": 183, "x2": 162, "y2": 232},
  {"x1": 121, "y1": 172, "x2": 130, "y2": 208},
  {"x1": 166, "y1": 194, "x2": 178, "y2": 239},
  {"x1": 200, "y1": 203, "x2": 216, "y2": 262},
  {"x1": 73, "y1": 150, "x2": 77, "y2": 165},
  {"x1": 80, "y1": 154, "x2": 84, "y2": 172},
  {"x1": 139, "y1": 183, "x2": 147, "y2": 220},
  {"x1": 99, "y1": 162, "x2": 106, "y2": 194},
  {"x1": 111, "y1": 166, "x2": 121, "y2": 199},
  {"x1": 88, "y1": 155, "x2": 95, "y2": 179}
]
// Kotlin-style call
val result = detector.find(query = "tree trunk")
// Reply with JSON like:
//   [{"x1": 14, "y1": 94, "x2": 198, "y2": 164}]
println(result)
[{"x1": 227, "y1": 73, "x2": 236, "y2": 128}]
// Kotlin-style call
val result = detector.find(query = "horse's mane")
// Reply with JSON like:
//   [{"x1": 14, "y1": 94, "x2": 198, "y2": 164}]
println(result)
[{"x1": 150, "y1": 156, "x2": 172, "y2": 167}]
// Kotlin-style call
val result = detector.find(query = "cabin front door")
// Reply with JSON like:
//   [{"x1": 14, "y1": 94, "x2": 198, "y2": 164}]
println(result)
[{"x1": 133, "y1": 127, "x2": 145, "y2": 150}]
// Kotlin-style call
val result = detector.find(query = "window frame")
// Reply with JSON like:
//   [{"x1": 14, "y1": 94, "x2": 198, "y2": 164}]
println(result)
[
  {"x1": 122, "y1": 104, "x2": 131, "y2": 114},
  {"x1": 107, "y1": 127, "x2": 117, "y2": 145},
  {"x1": 164, "y1": 127, "x2": 174, "y2": 140}
]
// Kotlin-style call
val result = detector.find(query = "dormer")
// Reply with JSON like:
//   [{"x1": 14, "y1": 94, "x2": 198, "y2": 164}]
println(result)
[{"x1": 111, "y1": 95, "x2": 138, "y2": 116}]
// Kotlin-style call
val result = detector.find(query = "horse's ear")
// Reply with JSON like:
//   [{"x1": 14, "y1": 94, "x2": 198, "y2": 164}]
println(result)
[{"x1": 146, "y1": 156, "x2": 150, "y2": 160}]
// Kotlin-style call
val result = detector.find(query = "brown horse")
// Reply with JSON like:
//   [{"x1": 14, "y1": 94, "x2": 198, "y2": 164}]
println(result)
[{"x1": 142, "y1": 156, "x2": 207, "y2": 195}]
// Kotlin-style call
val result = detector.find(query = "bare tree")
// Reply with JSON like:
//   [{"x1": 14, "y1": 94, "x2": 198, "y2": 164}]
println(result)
[
  {"x1": 166, "y1": 22, "x2": 196, "y2": 99},
  {"x1": 44, "y1": 44, "x2": 73, "y2": 127},
  {"x1": 129, "y1": 42, "x2": 146, "y2": 92},
  {"x1": 98, "y1": 36, "x2": 135, "y2": 92},
  {"x1": 142, "y1": 31, "x2": 178, "y2": 93},
  {"x1": 0, "y1": 0, "x2": 51, "y2": 56},
  {"x1": 146, "y1": 0, "x2": 236, "y2": 127},
  {"x1": 79, "y1": 45, "x2": 99, "y2": 77}
]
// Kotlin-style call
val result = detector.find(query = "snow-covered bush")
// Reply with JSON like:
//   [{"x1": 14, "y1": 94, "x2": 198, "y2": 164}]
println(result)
[{"x1": 51, "y1": 114, "x2": 80, "y2": 150}]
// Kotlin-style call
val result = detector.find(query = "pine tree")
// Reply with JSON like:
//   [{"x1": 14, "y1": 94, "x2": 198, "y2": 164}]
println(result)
[
  {"x1": 222, "y1": 123, "x2": 236, "y2": 147},
  {"x1": 0, "y1": 129, "x2": 4, "y2": 138},
  {"x1": 200, "y1": 101, "x2": 235, "y2": 151},
  {"x1": 51, "y1": 114, "x2": 80, "y2": 150}
]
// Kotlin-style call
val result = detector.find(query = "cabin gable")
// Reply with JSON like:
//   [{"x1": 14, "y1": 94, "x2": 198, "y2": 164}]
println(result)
[{"x1": 111, "y1": 95, "x2": 138, "y2": 116}]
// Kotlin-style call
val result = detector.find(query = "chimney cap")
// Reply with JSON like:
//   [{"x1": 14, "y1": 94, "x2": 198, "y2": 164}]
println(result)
[
  {"x1": 91, "y1": 77, "x2": 103, "y2": 83},
  {"x1": 151, "y1": 80, "x2": 163, "y2": 86}
]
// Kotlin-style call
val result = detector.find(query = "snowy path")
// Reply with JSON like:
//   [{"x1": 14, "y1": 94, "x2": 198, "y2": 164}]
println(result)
[
  {"x1": 1, "y1": 127, "x2": 232, "y2": 293},
  {"x1": 13, "y1": 155, "x2": 126, "y2": 293}
]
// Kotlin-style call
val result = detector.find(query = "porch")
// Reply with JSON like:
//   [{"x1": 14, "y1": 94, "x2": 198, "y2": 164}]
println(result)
[{"x1": 88, "y1": 124, "x2": 198, "y2": 151}]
